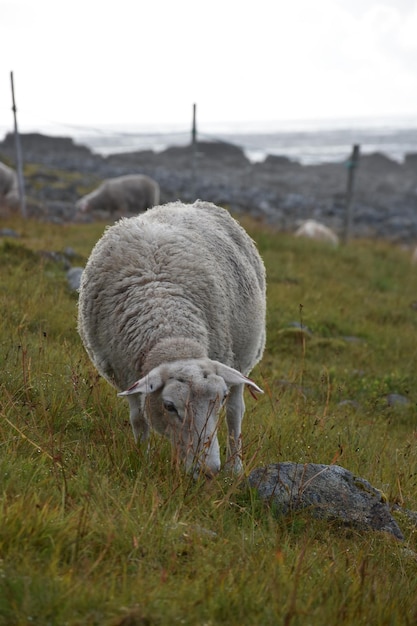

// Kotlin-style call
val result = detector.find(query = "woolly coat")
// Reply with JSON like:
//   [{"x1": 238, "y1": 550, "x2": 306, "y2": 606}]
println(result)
[
  {"x1": 78, "y1": 200, "x2": 266, "y2": 392},
  {"x1": 76, "y1": 174, "x2": 160, "y2": 215},
  {"x1": 0, "y1": 161, "x2": 19, "y2": 209}
]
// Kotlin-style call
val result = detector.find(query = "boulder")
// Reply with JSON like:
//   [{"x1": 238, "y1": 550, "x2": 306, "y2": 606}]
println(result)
[
  {"x1": 249, "y1": 462, "x2": 404, "y2": 540},
  {"x1": 160, "y1": 140, "x2": 249, "y2": 166}
]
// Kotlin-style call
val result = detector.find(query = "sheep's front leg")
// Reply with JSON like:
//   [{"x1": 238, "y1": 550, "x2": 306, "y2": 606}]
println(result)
[
  {"x1": 127, "y1": 395, "x2": 150, "y2": 443},
  {"x1": 225, "y1": 384, "x2": 245, "y2": 474}
]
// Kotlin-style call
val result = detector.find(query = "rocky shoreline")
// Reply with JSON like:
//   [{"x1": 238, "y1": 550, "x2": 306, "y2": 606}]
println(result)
[{"x1": 1, "y1": 132, "x2": 417, "y2": 242}]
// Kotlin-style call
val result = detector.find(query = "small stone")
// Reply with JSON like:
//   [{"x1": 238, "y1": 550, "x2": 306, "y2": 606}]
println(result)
[
  {"x1": 385, "y1": 393, "x2": 410, "y2": 406},
  {"x1": 67, "y1": 267, "x2": 84, "y2": 291},
  {"x1": 0, "y1": 228, "x2": 20, "y2": 238}
]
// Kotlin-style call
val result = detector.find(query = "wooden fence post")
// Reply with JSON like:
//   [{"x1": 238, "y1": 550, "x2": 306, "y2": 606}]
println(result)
[
  {"x1": 10, "y1": 71, "x2": 27, "y2": 218},
  {"x1": 342, "y1": 144, "x2": 360, "y2": 244},
  {"x1": 191, "y1": 103, "x2": 197, "y2": 147}
]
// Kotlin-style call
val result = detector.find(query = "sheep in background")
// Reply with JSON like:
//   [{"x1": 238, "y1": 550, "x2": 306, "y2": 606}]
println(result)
[
  {"x1": 295, "y1": 219, "x2": 339, "y2": 246},
  {"x1": 76, "y1": 174, "x2": 160, "y2": 216},
  {"x1": 78, "y1": 200, "x2": 266, "y2": 477},
  {"x1": 0, "y1": 161, "x2": 20, "y2": 212}
]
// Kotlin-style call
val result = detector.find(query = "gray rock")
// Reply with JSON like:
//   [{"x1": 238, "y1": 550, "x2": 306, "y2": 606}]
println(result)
[
  {"x1": 341, "y1": 335, "x2": 363, "y2": 343},
  {"x1": 287, "y1": 321, "x2": 313, "y2": 335},
  {"x1": 0, "y1": 228, "x2": 20, "y2": 238},
  {"x1": 39, "y1": 250, "x2": 71, "y2": 268},
  {"x1": 385, "y1": 393, "x2": 410, "y2": 406},
  {"x1": 67, "y1": 267, "x2": 83, "y2": 291},
  {"x1": 63, "y1": 246, "x2": 77, "y2": 258},
  {"x1": 248, "y1": 462, "x2": 404, "y2": 540},
  {"x1": 338, "y1": 399, "x2": 361, "y2": 409}
]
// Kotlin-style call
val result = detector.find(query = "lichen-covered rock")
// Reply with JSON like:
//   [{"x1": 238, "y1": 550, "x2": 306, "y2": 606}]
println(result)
[{"x1": 249, "y1": 462, "x2": 404, "y2": 540}]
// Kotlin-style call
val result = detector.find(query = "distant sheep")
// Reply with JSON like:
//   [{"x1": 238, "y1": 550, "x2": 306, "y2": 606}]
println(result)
[
  {"x1": 295, "y1": 219, "x2": 339, "y2": 246},
  {"x1": 76, "y1": 174, "x2": 160, "y2": 216},
  {"x1": 78, "y1": 200, "x2": 266, "y2": 477},
  {"x1": 0, "y1": 161, "x2": 19, "y2": 211}
]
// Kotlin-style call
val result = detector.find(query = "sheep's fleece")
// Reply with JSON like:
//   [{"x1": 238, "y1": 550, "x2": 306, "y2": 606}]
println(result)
[
  {"x1": 78, "y1": 200, "x2": 266, "y2": 476},
  {"x1": 76, "y1": 174, "x2": 160, "y2": 215},
  {"x1": 0, "y1": 161, "x2": 19, "y2": 211}
]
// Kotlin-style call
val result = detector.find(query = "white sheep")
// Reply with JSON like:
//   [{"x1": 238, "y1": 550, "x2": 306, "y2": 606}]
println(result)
[
  {"x1": 76, "y1": 174, "x2": 160, "y2": 216},
  {"x1": 0, "y1": 161, "x2": 19, "y2": 212},
  {"x1": 295, "y1": 219, "x2": 339, "y2": 246},
  {"x1": 78, "y1": 200, "x2": 266, "y2": 477}
]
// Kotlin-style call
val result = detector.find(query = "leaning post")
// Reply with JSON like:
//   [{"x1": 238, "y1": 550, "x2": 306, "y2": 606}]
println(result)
[
  {"x1": 10, "y1": 71, "x2": 27, "y2": 218},
  {"x1": 342, "y1": 144, "x2": 360, "y2": 244}
]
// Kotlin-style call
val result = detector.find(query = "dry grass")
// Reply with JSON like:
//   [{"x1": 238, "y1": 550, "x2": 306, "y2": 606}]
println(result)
[{"x1": 1, "y1": 216, "x2": 417, "y2": 625}]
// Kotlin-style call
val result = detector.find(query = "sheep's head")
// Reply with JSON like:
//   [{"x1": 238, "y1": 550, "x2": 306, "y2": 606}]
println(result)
[
  {"x1": 118, "y1": 359, "x2": 262, "y2": 478},
  {"x1": 75, "y1": 197, "x2": 90, "y2": 212}
]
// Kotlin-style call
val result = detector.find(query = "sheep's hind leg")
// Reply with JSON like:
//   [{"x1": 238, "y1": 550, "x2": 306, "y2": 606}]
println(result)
[
  {"x1": 127, "y1": 395, "x2": 150, "y2": 444},
  {"x1": 225, "y1": 384, "x2": 244, "y2": 474}
]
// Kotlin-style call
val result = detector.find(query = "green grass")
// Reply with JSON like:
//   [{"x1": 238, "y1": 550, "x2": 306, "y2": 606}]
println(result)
[{"x1": 1, "y1": 216, "x2": 417, "y2": 625}]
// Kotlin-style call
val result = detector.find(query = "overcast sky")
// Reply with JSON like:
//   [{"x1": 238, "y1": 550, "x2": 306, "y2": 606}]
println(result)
[{"x1": 1, "y1": 0, "x2": 417, "y2": 133}]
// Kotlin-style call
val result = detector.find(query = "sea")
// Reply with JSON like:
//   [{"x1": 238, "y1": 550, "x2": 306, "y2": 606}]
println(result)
[{"x1": 1, "y1": 116, "x2": 417, "y2": 165}]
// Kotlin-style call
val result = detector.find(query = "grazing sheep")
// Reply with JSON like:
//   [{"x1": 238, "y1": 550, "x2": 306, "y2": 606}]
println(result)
[
  {"x1": 295, "y1": 219, "x2": 339, "y2": 246},
  {"x1": 0, "y1": 161, "x2": 19, "y2": 211},
  {"x1": 76, "y1": 174, "x2": 160, "y2": 216},
  {"x1": 78, "y1": 200, "x2": 266, "y2": 477}
]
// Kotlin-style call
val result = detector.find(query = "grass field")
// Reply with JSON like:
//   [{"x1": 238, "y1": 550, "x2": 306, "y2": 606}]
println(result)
[{"x1": 1, "y1": 215, "x2": 417, "y2": 625}]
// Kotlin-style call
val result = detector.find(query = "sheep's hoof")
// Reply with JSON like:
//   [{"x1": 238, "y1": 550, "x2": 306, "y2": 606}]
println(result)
[{"x1": 225, "y1": 456, "x2": 244, "y2": 475}]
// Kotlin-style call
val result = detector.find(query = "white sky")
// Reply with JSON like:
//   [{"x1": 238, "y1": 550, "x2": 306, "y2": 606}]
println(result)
[{"x1": 1, "y1": 0, "x2": 417, "y2": 132}]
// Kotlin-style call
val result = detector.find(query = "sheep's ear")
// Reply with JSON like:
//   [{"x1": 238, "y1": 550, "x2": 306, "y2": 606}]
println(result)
[
  {"x1": 118, "y1": 366, "x2": 165, "y2": 396},
  {"x1": 214, "y1": 362, "x2": 263, "y2": 394}
]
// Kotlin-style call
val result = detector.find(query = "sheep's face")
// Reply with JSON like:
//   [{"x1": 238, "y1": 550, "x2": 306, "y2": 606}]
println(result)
[
  {"x1": 154, "y1": 369, "x2": 229, "y2": 477},
  {"x1": 118, "y1": 359, "x2": 262, "y2": 478},
  {"x1": 75, "y1": 197, "x2": 90, "y2": 212}
]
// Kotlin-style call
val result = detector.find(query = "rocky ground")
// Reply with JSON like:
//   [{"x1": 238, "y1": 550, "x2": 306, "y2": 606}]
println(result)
[{"x1": 1, "y1": 132, "x2": 417, "y2": 242}]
